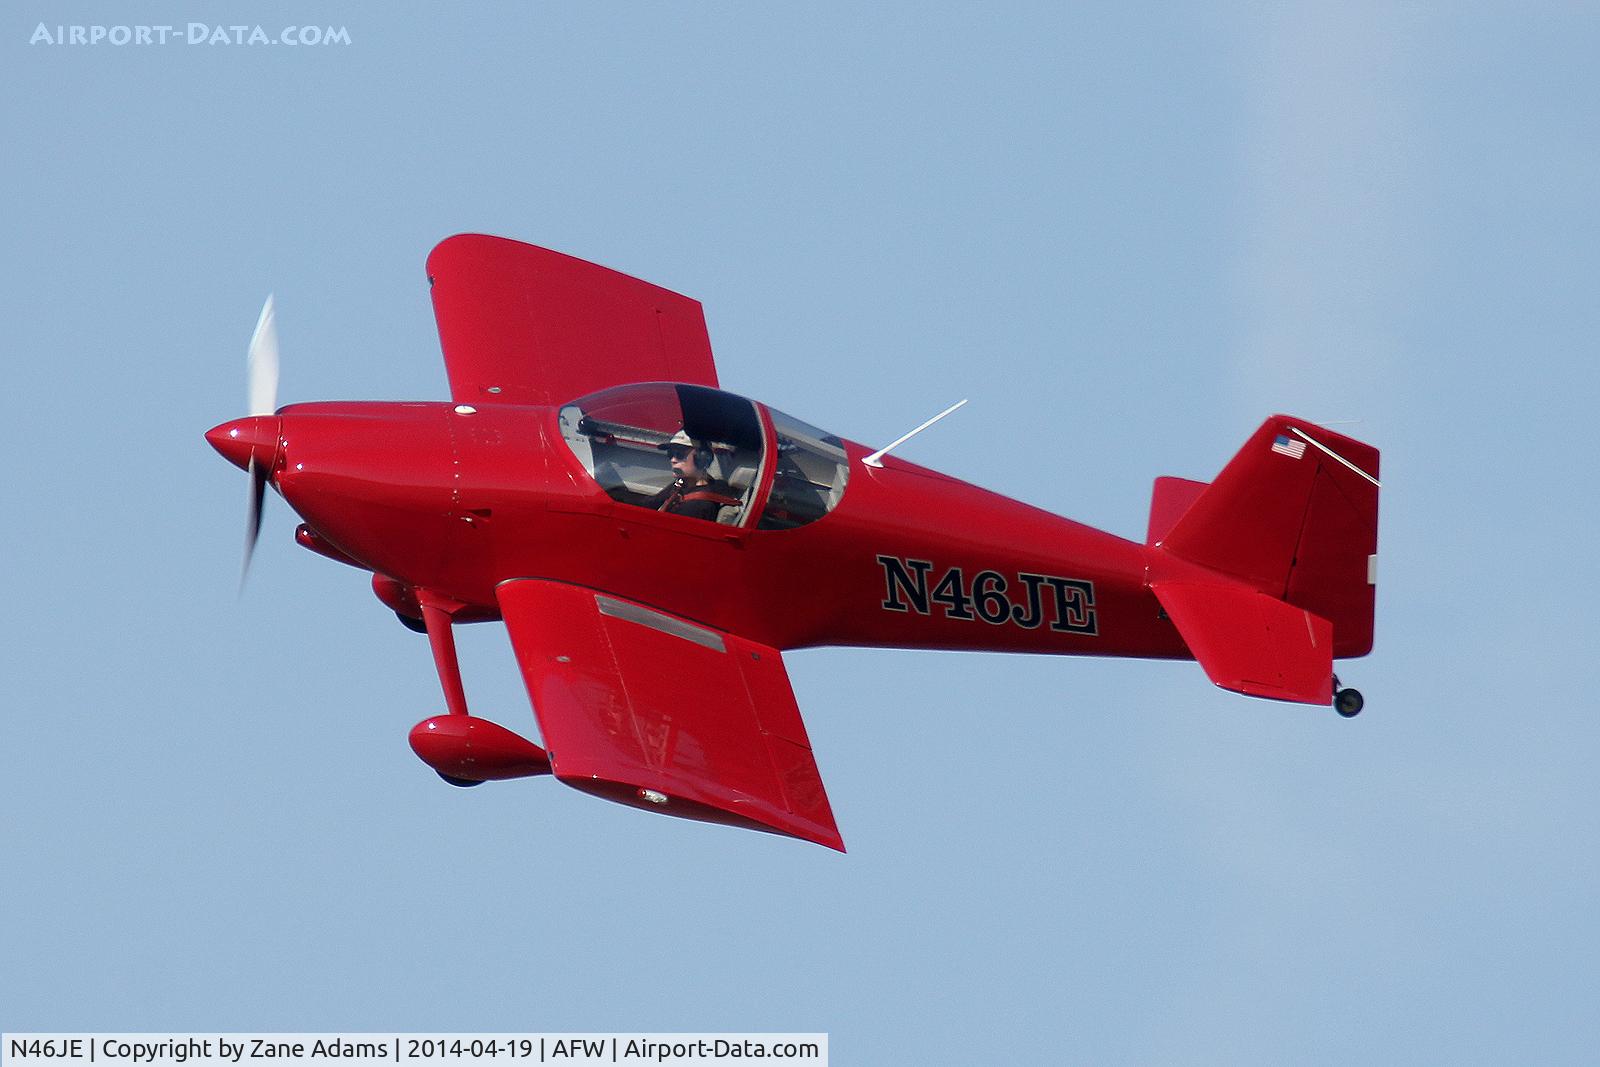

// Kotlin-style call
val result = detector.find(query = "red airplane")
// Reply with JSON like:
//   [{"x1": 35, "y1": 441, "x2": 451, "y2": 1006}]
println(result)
[{"x1": 207, "y1": 234, "x2": 1380, "y2": 852}]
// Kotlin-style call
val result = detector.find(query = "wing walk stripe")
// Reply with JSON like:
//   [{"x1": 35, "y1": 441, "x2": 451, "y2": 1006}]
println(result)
[{"x1": 595, "y1": 594, "x2": 726, "y2": 652}]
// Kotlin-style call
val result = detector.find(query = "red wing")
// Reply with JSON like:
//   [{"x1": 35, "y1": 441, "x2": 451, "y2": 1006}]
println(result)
[
  {"x1": 497, "y1": 579, "x2": 843, "y2": 851},
  {"x1": 426, "y1": 234, "x2": 719, "y2": 407}
]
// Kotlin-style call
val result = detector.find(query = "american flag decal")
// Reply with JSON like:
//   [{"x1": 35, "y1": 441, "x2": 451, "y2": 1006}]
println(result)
[{"x1": 1270, "y1": 433, "x2": 1307, "y2": 459}]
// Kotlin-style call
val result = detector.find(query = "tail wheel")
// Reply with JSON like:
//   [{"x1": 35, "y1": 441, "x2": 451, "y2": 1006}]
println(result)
[{"x1": 1334, "y1": 688, "x2": 1365, "y2": 718}]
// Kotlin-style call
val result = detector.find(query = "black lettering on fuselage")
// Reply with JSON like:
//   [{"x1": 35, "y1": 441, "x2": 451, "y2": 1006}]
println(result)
[
  {"x1": 971, "y1": 570, "x2": 1010, "y2": 625},
  {"x1": 1011, "y1": 573, "x2": 1048, "y2": 629},
  {"x1": 1043, "y1": 576, "x2": 1097, "y2": 634},
  {"x1": 878, "y1": 554, "x2": 935, "y2": 614},
  {"x1": 875, "y1": 555, "x2": 1097, "y2": 635}
]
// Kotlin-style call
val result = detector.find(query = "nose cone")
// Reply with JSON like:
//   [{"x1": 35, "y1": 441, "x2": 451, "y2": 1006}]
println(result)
[{"x1": 206, "y1": 416, "x2": 281, "y2": 472}]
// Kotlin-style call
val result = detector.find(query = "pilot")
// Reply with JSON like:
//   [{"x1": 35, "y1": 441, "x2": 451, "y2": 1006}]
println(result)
[{"x1": 650, "y1": 430, "x2": 741, "y2": 521}]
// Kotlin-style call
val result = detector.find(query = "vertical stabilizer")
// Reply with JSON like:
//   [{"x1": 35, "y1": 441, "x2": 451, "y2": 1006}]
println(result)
[{"x1": 1156, "y1": 416, "x2": 1379, "y2": 658}]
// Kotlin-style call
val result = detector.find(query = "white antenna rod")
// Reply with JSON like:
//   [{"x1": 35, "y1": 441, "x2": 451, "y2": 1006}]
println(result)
[
  {"x1": 863, "y1": 398, "x2": 968, "y2": 468},
  {"x1": 1289, "y1": 427, "x2": 1382, "y2": 488}
]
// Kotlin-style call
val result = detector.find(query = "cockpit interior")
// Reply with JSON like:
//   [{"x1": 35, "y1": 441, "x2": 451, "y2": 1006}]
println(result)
[{"x1": 558, "y1": 383, "x2": 849, "y2": 530}]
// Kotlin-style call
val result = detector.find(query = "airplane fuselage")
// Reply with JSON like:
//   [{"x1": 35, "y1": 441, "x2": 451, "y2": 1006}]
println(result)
[{"x1": 250, "y1": 398, "x2": 1205, "y2": 660}]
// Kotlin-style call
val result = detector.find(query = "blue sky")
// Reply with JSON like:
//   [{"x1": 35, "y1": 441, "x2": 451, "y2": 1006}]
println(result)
[{"x1": 4, "y1": 4, "x2": 1598, "y2": 1062}]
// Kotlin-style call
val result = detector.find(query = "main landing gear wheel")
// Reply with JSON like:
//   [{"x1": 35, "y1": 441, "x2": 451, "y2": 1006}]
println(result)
[
  {"x1": 1334, "y1": 687, "x2": 1365, "y2": 718},
  {"x1": 396, "y1": 611, "x2": 428, "y2": 634},
  {"x1": 436, "y1": 771, "x2": 485, "y2": 787}
]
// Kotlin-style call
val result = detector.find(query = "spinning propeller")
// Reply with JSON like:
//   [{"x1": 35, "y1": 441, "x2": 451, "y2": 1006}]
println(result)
[
  {"x1": 204, "y1": 296, "x2": 283, "y2": 588},
  {"x1": 243, "y1": 296, "x2": 279, "y2": 582}
]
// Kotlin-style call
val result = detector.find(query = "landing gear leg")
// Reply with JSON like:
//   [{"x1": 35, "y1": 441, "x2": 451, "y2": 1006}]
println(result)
[
  {"x1": 419, "y1": 591, "x2": 471, "y2": 719},
  {"x1": 417, "y1": 590, "x2": 484, "y2": 784}
]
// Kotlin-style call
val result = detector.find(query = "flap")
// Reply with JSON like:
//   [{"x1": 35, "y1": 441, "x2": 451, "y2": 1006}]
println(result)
[
  {"x1": 1151, "y1": 581, "x2": 1333, "y2": 705},
  {"x1": 497, "y1": 579, "x2": 843, "y2": 850},
  {"x1": 427, "y1": 234, "x2": 720, "y2": 407}
]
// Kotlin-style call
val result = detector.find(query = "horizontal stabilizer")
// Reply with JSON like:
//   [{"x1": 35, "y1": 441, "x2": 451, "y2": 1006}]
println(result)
[
  {"x1": 1152, "y1": 581, "x2": 1333, "y2": 705},
  {"x1": 497, "y1": 579, "x2": 843, "y2": 850}
]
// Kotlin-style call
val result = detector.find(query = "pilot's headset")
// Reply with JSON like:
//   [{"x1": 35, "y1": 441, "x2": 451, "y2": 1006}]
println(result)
[{"x1": 692, "y1": 442, "x2": 716, "y2": 473}]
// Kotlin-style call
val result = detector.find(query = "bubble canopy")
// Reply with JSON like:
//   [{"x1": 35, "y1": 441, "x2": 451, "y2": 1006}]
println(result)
[{"x1": 556, "y1": 383, "x2": 849, "y2": 530}]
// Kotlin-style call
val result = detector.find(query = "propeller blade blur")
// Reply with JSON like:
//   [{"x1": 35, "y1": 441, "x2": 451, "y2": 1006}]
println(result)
[
  {"x1": 247, "y1": 294, "x2": 279, "y2": 417},
  {"x1": 238, "y1": 293, "x2": 278, "y2": 590},
  {"x1": 241, "y1": 455, "x2": 267, "y2": 590}
]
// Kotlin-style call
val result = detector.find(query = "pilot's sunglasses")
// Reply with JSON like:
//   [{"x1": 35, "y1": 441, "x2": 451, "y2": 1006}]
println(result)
[{"x1": 667, "y1": 445, "x2": 693, "y2": 459}]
